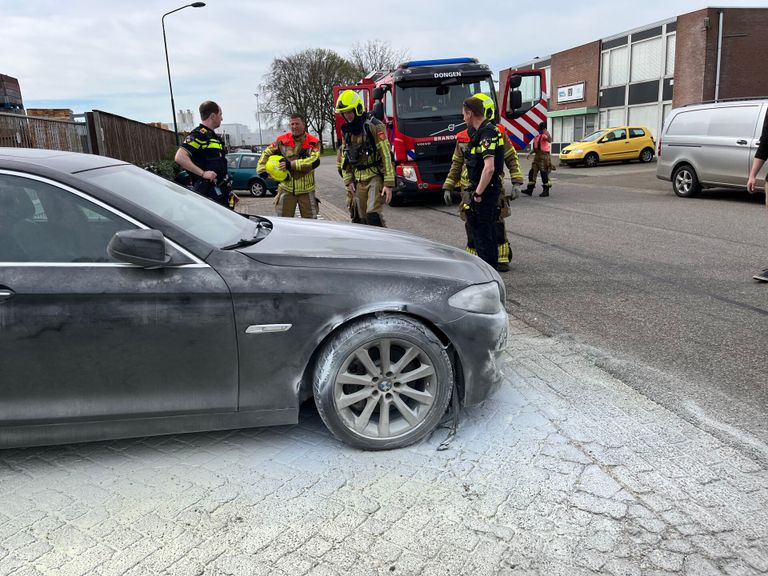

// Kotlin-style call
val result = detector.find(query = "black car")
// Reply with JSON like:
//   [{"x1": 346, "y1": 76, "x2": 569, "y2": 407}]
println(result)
[{"x1": 0, "y1": 149, "x2": 507, "y2": 450}]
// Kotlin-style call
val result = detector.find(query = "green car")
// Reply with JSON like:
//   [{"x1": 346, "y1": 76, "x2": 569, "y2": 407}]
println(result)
[{"x1": 226, "y1": 152, "x2": 278, "y2": 197}]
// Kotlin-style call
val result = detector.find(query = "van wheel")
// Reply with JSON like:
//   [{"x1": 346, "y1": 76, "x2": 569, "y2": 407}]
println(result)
[
  {"x1": 639, "y1": 148, "x2": 655, "y2": 163},
  {"x1": 584, "y1": 153, "x2": 599, "y2": 168},
  {"x1": 672, "y1": 164, "x2": 702, "y2": 198}
]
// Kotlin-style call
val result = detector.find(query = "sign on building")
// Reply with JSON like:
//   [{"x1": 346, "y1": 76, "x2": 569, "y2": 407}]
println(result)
[{"x1": 557, "y1": 82, "x2": 585, "y2": 103}]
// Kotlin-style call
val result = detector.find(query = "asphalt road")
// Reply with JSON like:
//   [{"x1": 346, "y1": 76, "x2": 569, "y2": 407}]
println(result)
[{"x1": 312, "y1": 158, "x2": 768, "y2": 462}]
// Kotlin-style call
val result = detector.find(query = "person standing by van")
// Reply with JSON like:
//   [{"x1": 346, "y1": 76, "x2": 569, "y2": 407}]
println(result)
[{"x1": 747, "y1": 110, "x2": 768, "y2": 283}]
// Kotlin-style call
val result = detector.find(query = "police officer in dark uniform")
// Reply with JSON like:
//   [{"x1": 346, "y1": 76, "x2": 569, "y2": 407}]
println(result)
[
  {"x1": 463, "y1": 96, "x2": 506, "y2": 270},
  {"x1": 174, "y1": 100, "x2": 234, "y2": 209}
]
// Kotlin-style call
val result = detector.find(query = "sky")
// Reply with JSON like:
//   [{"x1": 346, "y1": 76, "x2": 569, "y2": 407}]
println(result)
[{"x1": 2, "y1": 0, "x2": 766, "y2": 131}]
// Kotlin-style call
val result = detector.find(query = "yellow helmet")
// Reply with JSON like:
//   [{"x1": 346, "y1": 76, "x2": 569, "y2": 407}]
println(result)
[
  {"x1": 265, "y1": 155, "x2": 288, "y2": 181},
  {"x1": 473, "y1": 92, "x2": 495, "y2": 121},
  {"x1": 335, "y1": 90, "x2": 364, "y2": 116}
]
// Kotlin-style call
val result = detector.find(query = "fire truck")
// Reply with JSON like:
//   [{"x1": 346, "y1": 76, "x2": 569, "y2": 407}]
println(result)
[{"x1": 333, "y1": 57, "x2": 548, "y2": 205}]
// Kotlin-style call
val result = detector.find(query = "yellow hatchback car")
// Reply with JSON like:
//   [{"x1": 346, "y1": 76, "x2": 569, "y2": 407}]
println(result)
[{"x1": 560, "y1": 126, "x2": 656, "y2": 168}]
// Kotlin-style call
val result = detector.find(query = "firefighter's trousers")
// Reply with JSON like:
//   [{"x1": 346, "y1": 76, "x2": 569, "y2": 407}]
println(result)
[
  {"x1": 275, "y1": 190, "x2": 318, "y2": 219},
  {"x1": 351, "y1": 175, "x2": 387, "y2": 227},
  {"x1": 461, "y1": 189, "x2": 511, "y2": 264}
]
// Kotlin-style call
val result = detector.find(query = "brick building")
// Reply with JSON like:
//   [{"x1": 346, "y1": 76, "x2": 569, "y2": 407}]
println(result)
[{"x1": 501, "y1": 7, "x2": 768, "y2": 154}]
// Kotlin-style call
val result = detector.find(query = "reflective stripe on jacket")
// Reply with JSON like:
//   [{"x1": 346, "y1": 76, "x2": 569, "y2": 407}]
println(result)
[
  {"x1": 257, "y1": 131, "x2": 321, "y2": 194},
  {"x1": 443, "y1": 126, "x2": 523, "y2": 191}
]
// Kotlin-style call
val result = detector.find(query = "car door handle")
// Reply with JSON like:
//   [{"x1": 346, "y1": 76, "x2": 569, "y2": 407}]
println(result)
[
  {"x1": 0, "y1": 288, "x2": 16, "y2": 302},
  {"x1": 737, "y1": 139, "x2": 748, "y2": 145}
]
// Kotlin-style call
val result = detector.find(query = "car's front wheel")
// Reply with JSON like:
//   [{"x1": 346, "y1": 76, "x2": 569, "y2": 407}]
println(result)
[
  {"x1": 672, "y1": 164, "x2": 702, "y2": 197},
  {"x1": 584, "y1": 152, "x2": 599, "y2": 168},
  {"x1": 313, "y1": 315, "x2": 454, "y2": 450},
  {"x1": 248, "y1": 179, "x2": 267, "y2": 197}
]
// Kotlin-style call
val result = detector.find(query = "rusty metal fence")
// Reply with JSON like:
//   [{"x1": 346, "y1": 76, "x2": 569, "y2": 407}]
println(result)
[
  {"x1": 87, "y1": 110, "x2": 177, "y2": 165},
  {"x1": 0, "y1": 112, "x2": 90, "y2": 152}
]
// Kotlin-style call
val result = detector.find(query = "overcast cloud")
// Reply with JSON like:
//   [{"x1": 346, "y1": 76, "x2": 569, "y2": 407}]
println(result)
[{"x1": 2, "y1": 0, "x2": 765, "y2": 129}]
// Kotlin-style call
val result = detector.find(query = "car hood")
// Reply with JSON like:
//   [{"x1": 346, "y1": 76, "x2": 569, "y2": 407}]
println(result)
[{"x1": 238, "y1": 217, "x2": 496, "y2": 282}]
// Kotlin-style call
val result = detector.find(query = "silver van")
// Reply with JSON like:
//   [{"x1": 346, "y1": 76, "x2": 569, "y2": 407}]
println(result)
[{"x1": 656, "y1": 99, "x2": 768, "y2": 197}]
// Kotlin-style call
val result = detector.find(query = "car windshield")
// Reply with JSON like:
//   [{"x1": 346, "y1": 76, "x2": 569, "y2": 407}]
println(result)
[
  {"x1": 581, "y1": 130, "x2": 608, "y2": 142},
  {"x1": 78, "y1": 164, "x2": 251, "y2": 247},
  {"x1": 395, "y1": 78, "x2": 495, "y2": 120}
]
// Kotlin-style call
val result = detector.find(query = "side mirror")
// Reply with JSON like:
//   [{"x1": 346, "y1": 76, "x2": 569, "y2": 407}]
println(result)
[
  {"x1": 372, "y1": 87, "x2": 384, "y2": 101},
  {"x1": 510, "y1": 75, "x2": 522, "y2": 89},
  {"x1": 507, "y1": 89, "x2": 522, "y2": 114},
  {"x1": 108, "y1": 229, "x2": 172, "y2": 268},
  {"x1": 372, "y1": 101, "x2": 385, "y2": 121}
]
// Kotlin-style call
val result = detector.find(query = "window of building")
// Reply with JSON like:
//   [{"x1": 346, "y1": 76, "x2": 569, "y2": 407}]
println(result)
[
  {"x1": 585, "y1": 114, "x2": 597, "y2": 136},
  {"x1": 573, "y1": 116, "x2": 584, "y2": 142},
  {"x1": 601, "y1": 46, "x2": 629, "y2": 87},
  {"x1": 561, "y1": 116, "x2": 574, "y2": 143},
  {"x1": 630, "y1": 37, "x2": 663, "y2": 83},
  {"x1": 628, "y1": 104, "x2": 660, "y2": 138},
  {"x1": 552, "y1": 118, "x2": 563, "y2": 143},
  {"x1": 662, "y1": 103, "x2": 673, "y2": 129},
  {"x1": 600, "y1": 108, "x2": 626, "y2": 129},
  {"x1": 665, "y1": 33, "x2": 676, "y2": 76}
]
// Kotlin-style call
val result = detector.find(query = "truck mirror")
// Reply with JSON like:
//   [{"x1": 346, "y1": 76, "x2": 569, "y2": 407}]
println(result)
[
  {"x1": 508, "y1": 89, "x2": 522, "y2": 114},
  {"x1": 372, "y1": 101, "x2": 385, "y2": 121},
  {"x1": 510, "y1": 75, "x2": 522, "y2": 89},
  {"x1": 373, "y1": 87, "x2": 384, "y2": 101}
]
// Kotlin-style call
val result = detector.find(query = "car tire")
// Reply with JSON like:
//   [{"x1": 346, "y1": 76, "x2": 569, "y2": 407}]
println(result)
[
  {"x1": 639, "y1": 148, "x2": 655, "y2": 163},
  {"x1": 672, "y1": 164, "x2": 702, "y2": 198},
  {"x1": 584, "y1": 152, "x2": 599, "y2": 168},
  {"x1": 313, "y1": 315, "x2": 454, "y2": 450},
  {"x1": 249, "y1": 179, "x2": 267, "y2": 197}
]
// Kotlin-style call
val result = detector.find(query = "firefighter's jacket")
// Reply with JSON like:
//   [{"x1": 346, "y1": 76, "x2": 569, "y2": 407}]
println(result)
[
  {"x1": 443, "y1": 125, "x2": 523, "y2": 191},
  {"x1": 340, "y1": 116, "x2": 395, "y2": 188},
  {"x1": 257, "y1": 131, "x2": 321, "y2": 195}
]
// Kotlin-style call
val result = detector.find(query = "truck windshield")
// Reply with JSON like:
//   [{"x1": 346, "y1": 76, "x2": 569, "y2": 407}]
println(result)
[{"x1": 395, "y1": 79, "x2": 495, "y2": 120}]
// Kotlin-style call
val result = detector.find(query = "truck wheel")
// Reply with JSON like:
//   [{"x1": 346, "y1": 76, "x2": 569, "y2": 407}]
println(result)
[
  {"x1": 672, "y1": 164, "x2": 702, "y2": 198},
  {"x1": 584, "y1": 153, "x2": 599, "y2": 168},
  {"x1": 313, "y1": 315, "x2": 454, "y2": 450}
]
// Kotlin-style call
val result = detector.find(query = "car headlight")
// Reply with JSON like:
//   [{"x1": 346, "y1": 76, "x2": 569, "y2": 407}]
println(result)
[
  {"x1": 570, "y1": 148, "x2": 583, "y2": 154},
  {"x1": 448, "y1": 282, "x2": 502, "y2": 314},
  {"x1": 401, "y1": 166, "x2": 417, "y2": 182}
]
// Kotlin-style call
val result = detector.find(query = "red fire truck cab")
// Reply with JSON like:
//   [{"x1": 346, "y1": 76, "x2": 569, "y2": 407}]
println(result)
[{"x1": 333, "y1": 57, "x2": 547, "y2": 205}]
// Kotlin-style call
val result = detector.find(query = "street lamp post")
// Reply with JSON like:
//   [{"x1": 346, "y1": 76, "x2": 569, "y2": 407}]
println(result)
[
  {"x1": 253, "y1": 93, "x2": 263, "y2": 147},
  {"x1": 162, "y1": 2, "x2": 206, "y2": 146}
]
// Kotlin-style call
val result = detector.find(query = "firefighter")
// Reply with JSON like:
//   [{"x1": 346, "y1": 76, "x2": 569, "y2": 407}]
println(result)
[
  {"x1": 443, "y1": 93, "x2": 523, "y2": 271},
  {"x1": 257, "y1": 113, "x2": 321, "y2": 218},
  {"x1": 462, "y1": 96, "x2": 506, "y2": 270},
  {"x1": 523, "y1": 121, "x2": 554, "y2": 197},
  {"x1": 335, "y1": 90, "x2": 395, "y2": 226},
  {"x1": 174, "y1": 100, "x2": 236, "y2": 209}
]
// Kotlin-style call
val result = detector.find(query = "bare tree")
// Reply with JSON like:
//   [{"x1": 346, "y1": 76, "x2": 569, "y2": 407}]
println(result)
[
  {"x1": 348, "y1": 39, "x2": 410, "y2": 79},
  {"x1": 261, "y1": 48, "x2": 357, "y2": 150}
]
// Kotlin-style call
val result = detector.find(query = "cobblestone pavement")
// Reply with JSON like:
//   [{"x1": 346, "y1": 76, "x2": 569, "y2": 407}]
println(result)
[{"x1": 1, "y1": 195, "x2": 767, "y2": 575}]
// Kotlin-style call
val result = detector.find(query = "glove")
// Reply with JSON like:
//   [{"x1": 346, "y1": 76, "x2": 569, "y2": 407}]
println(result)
[
  {"x1": 258, "y1": 172, "x2": 269, "y2": 180},
  {"x1": 508, "y1": 183, "x2": 521, "y2": 201},
  {"x1": 443, "y1": 188, "x2": 453, "y2": 206}
]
